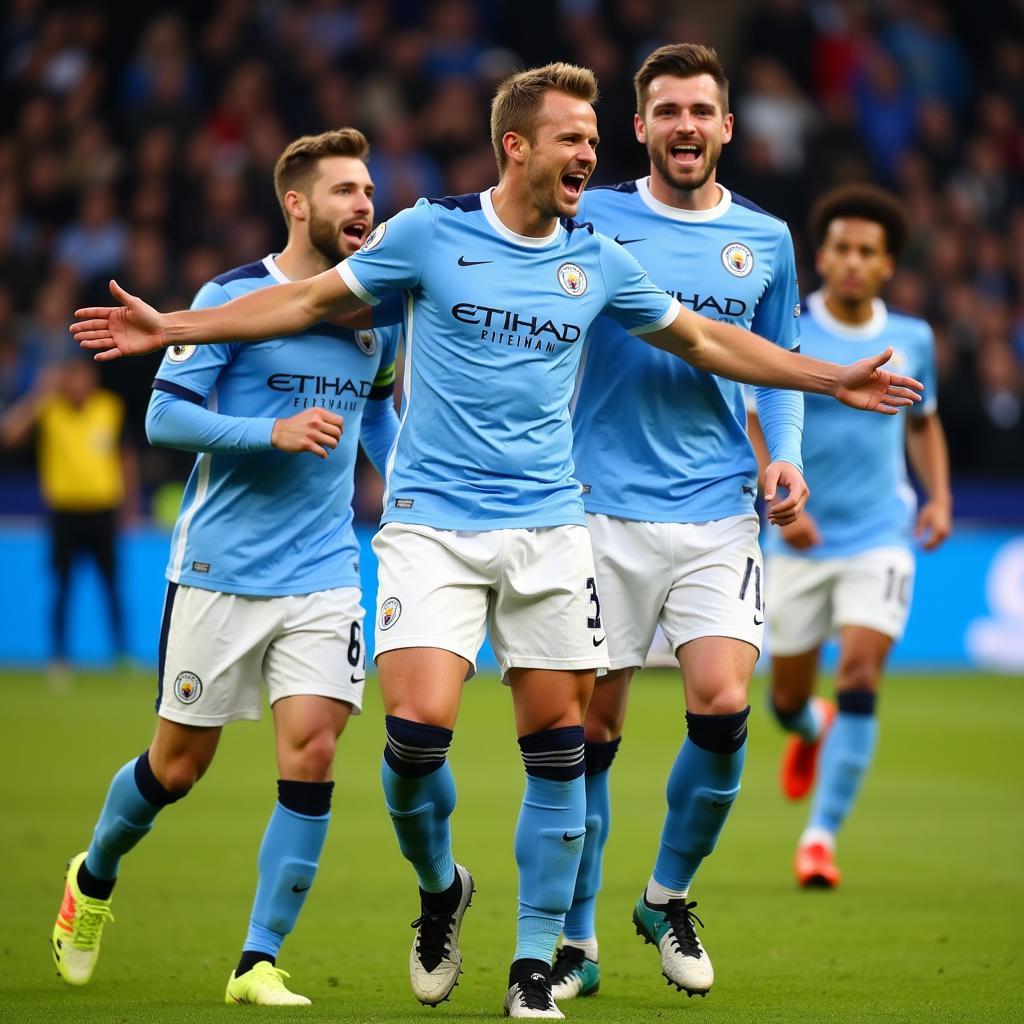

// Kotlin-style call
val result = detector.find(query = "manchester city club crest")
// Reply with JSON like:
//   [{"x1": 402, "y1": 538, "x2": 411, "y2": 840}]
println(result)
[
  {"x1": 557, "y1": 262, "x2": 588, "y2": 297},
  {"x1": 166, "y1": 344, "x2": 197, "y2": 363},
  {"x1": 721, "y1": 242, "x2": 754, "y2": 277},
  {"x1": 360, "y1": 222, "x2": 386, "y2": 252},
  {"x1": 174, "y1": 671, "x2": 203, "y2": 704},
  {"x1": 379, "y1": 596, "x2": 402, "y2": 630},
  {"x1": 355, "y1": 329, "x2": 377, "y2": 355}
]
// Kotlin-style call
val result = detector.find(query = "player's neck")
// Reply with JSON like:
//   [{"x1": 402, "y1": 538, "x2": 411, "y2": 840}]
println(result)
[
  {"x1": 274, "y1": 239, "x2": 333, "y2": 281},
  {"x1": 647, "y1": 167, "x2": 721, "y2": 211},
  {"x1": 490, "y1": 181, "x2": 559, "y2": 238},
  {"x1": 822, "y1": 290, "x2": 875, "y2": 326}
]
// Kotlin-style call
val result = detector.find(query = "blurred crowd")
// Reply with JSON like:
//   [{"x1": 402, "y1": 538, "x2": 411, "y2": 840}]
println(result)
[{"x1": 2, "y1": 0, "x2": 1023, "y2": 523}]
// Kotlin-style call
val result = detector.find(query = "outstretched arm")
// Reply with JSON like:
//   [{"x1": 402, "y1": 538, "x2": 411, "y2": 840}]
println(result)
[
  {"x1": 72, "y1": 268, "x2": 362, "y2": 361},
  {"x1": 646, "y1": 307, "x2": 923, "y2": 414}
]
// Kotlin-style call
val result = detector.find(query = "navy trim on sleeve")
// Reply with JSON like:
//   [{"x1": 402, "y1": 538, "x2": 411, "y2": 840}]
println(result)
[
  {"x1": 730, "y1": 191, "x2": 786, "y2": 224},
  {"x1": 428, "y1": 193, "x2": 483, "y2": 212},
  {"x1": 211, "y1": 260, "x2": 271, "y2": 287},
  {"x1": 152, "y1": 378, "x2": 205, "y2": 405}
]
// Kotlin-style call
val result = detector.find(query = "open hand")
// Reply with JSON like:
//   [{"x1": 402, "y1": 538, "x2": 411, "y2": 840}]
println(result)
[
  {"x1": 70, "y1": 280, "x2": 167, "y2": 361},
  {"x1": 271, "y1": 408, "x2": 344, "y2": 458},
  {"x1": 764, "y1": 460, "x2": 809, "y2": 527},
  {"x1": 835, "y1": 348, "x2": 923, "y2": 414}
]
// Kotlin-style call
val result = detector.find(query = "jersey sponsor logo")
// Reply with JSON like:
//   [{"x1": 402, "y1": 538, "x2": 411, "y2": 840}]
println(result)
[
  {"x1": 355, "y1": 329, "x2": 377, "y2": 355},
  {"x1": 166, "y1": 344, "x2": 197, "y2": 363},
  {"x1": 673, "y1": 291, "x2": 749, "y2": 318},
  {"x1": 458, "y1": 256, "x2": 493, "y2": 266},
  {"x1": 360, "y1": 222, "x2": 386, "y2": 252},
  {"x1": 557, "y1": 262, "x2": 588, "y2": 296},
  {"x1": 379, "y1": 596, "x2": 402, "y2": 630},
  {"x1": 267, "y1": 373, "x2": 374, "y2": 397},
  {"x1": 451, "y1": 303, "x2": 582, "y2": 346},
  {"x1": 721, "y1": 242, "x2": 755, "y2": 277},
  {"x1": 173, "y1": 671, "x2": 203, "y2": 704}
]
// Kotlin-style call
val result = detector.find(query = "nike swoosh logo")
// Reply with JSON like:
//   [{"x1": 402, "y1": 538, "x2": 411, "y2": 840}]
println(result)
[
  {"x1": 562, "y1": 831, "x2": 586, "y2": 842},
  {"x1": 458, "y1": 256, "x2": 493, "y2": 266},
  {"x1": 592, "y1": 635, "x2": 606, "y2": 647},
  {"x1": 350, "y1": 674, "x2": 366, "y2": 684},
  {"x1": 291, "y1": 883, "x2": 311, "y2": 893},
  {"x1": 614, "y1": 235, "x2": 645, "y2": 245},
  {"x1": 753, "y1": 615, "x2": 764, "y2": 626}
]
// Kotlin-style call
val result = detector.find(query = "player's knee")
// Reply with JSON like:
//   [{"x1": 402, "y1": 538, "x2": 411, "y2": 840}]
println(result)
[
  {"x1": 137, "y1": 749, "x2": 192, "y2": 804},
  {"x1": 286, "y1": 729, "x2": 338, "y2": 781},
  {"x1": 836, "y1": 655, "x2": 882, "y2": 695},
  {"x1": 698, "y1": 683, "x2": 749, "y2": 717}
]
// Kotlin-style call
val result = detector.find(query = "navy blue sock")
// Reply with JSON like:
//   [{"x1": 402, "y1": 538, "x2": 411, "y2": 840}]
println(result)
[
  {"x1": 809, "y1": 690, "x2": 878, "y2": 836},
  {"x1": 380, "y1": 716, "x2": 457, "y2": 893},
  {"x1": 514, "y1": 725, "x2": 586, "y2": 963},
  {"x1": 240, "y1": 780, "x2": 334, "y2": 962},
  {"x1": 563, "y1": 738, "x2": 620, "y2": 942},
  {"x1": 771, "y1": 698, "x2": 821, "y2": 743},
  {"x1": 83, "y1": 751, "x2": 186, "y2": 892},
  {"x1": 652, "y1": 709, "x2": 748, "y2": 893}
]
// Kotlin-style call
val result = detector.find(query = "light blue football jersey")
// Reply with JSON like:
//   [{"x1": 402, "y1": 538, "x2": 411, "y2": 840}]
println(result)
[
  {"x1": 152, "y1": 254, "x2": 401, "y2": 596},
  {"x1": 338, "y1": 188, "x2": 680, "y2": 529},
  {"x1": 571, "y1": 179, "x2": 802, "y2": 523},
  {"x1": 762, "y1": 290, "x2": 937, "y2": 559}
]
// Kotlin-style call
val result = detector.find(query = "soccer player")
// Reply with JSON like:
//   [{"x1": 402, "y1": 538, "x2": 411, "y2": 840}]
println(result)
[
  {"x1": 51, "y1": 128, "x2": 402, "y2": 1006},
  {"x1": 71, "y1": 65, "x2": 921, "y2": 1019},
  {"x1": 749, "y1": 183, "x2": 951, "y2": 889},
  {"x1": 554, "y1": 43, "x2": 807, "y2": 1001}
]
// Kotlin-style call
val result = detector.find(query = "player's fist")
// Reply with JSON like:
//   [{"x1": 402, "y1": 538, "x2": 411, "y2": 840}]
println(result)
[
  {"x1": 780, "y1": 511, "x2": 821, "y2": 550},
  {"x1": 764, "y1": 460, "x2": 810, "y2": 527},
  {"x1": 271, "y1": 408, "x2": 344, "y2": 458},
  {"x1": 915, "y1": 499, "x2": 952, "y2": 551},
  {"x1": 70, "y1": 280, "x2": 168, "y2": 361},
  {"x1": 834, "y1": 348, "x2": 924, "y2": 415}
]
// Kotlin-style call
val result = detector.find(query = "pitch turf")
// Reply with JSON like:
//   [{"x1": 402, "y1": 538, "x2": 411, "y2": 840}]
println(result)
[{"x1": 3, "y1": 669, "x2": 1021, "y2": 1023}]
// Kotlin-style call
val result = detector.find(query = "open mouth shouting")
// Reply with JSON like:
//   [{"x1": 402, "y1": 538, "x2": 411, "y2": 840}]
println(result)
[
  {"x1": 560, "y1": 168, "x2": 588, "y2": 202},
  {"x1": 342, "y1": 219, "x2": 369, "y2": 244},
  {"x1": 670, "y1": 141, "x2": 703, "y2": 168}
]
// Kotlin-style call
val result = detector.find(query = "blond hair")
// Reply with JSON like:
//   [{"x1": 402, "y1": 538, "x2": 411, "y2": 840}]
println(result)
[
  {"x1": 634, "y1": 43, "x2": 729, "y2": 115},
  {"x1": 272, "y1": 128, "x2": 370, "y2": 222},
  {"x1": 490, "y1": 63, "x2": 599, "y2": 171}
]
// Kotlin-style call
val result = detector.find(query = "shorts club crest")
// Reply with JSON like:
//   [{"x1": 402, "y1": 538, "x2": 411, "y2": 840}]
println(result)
[
  {"x1": 174, "y1": 671, "x2": 203, "y2": 704},
  {"x1": 379, "y1": 597, "x2": 402, "y2": 630}
]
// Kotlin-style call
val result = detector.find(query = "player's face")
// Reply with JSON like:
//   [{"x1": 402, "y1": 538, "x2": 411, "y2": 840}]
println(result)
[
  {"x1": 524, "y1": 91, "x2": 599, "y2": 219},
  {"x1": 636, "y1": 74, "x2": 733, "y2": 193},
  {"x1": 817, "y1": 218, "x2": 894, "y2": 303},
  {"x1": 305, "y1": 156, "x2": 375, "y2": 263}
]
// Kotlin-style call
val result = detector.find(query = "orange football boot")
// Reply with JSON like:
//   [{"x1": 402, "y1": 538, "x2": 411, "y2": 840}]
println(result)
[
  {"x1": 780, "y1": 698, "x2": 836, "y2": 801},
  {"x1": 794, "y1": 841, "x2": 841, "y2": 889}
]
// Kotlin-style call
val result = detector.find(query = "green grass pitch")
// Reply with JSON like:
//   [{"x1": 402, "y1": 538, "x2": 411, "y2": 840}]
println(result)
[{"x1": 3, "y1": 668, "x2": 1021, "y2": 1023}]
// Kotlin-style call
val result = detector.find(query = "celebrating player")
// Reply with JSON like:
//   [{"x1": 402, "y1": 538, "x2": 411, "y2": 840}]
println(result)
[
  {"x1": 749, "y1": 184, "x2": 951, "y2": 889},
  {"x1": 70, "y1": 64, "x2": 922, "y2": 1019},
  {"x1": 51, "y1": 129, "x2": 402, "y2": 1006},
  {"x1": 553, "y1": 43, "x2": 806, "y2": 1002}
]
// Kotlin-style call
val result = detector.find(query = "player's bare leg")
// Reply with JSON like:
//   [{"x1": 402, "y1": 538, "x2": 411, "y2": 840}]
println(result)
[
  {"x1": 503, "y1": 667, "x2": 593, "y2": 1019},
  {"x1": 52, "y1": 719, "x2": 218, "y2": 985},
  {"x1": 552, "y1": 668, "x2": 631, "y2": 1000},
  {"x1": 378, "y1": 648, "x2": 473, "y2": 1006},
  {"x1": 227, "y1": 695, "x2": 352, "y2": 1006}
]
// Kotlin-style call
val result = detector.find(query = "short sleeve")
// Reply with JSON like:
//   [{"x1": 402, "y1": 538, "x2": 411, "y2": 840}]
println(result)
[
  {"x1": 751, "y1": 229, "x2": 801, "y2": 351},
  {"x1": 151, "y1": 281, "x2": 234, "y2": 404},
  {"x1": 913, "y1": 324, "x2": 938, "y2": 416},
  {"x1": 597, "y1": 235, "x2": 680, "y2": 336},
  {"x1": 337, "y1": 201, "x2": 434, "y2": 305}
]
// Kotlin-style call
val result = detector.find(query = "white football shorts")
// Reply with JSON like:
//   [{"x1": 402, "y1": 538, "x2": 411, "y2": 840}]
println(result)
[
  {"x1": 372, "y1": 522, "x2": 609, "y2": 679},
  {"x1": 157, "y1": 584, "x2": 366, "y2": 726},
  {"x1": 766, "y1": 545, "x2": 915, "y2": 656},
  {"x1": 587, "y1": 512, "x2": 765, "y2": 671}
]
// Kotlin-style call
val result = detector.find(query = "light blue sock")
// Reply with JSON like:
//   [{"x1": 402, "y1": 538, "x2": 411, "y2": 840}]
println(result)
[
  {"x1": 771, "y1": 697, "x2": 821, "y2": 743},
  {"x1": 85, "y1": 753, "x2": 181, "y2": 881},
  {"x1": 515, "y1": 726, "x2": 587, "y2": 963},
  {"x1": 381, "y1": 717, "x2": 457, "y2": 893},
  {"x1": 563, "y1": 738, "x2": 620, "y2": 942},
  {"x1": 809, "y1": 700, "x2": 878, "y2": 835},
  {"x1": 242, "y1": 784, "x2": 333, "y2": 958},
  {"x1": 652, "y1": 710, "x2": 748, "y2": 893}
]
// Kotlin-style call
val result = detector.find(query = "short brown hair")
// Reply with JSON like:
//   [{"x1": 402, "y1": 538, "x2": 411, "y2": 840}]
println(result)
[
  {"x1": 809, "y1": 184, "x2": 909, "y2": 255},
  {"x1": 634, "y1": 43, "x2": 729, "y2": 115},
  {"x1": 272, "y1": 128, "x2": 370, "y2": 222},
  {"x1": 490, "y1": 62, "x2": 599, "y2": 171}
]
